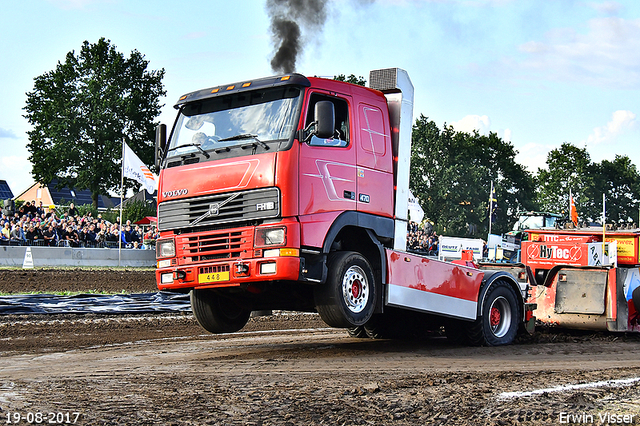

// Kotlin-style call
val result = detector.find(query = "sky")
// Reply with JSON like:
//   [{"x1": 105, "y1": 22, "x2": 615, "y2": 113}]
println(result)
[{"x1": 1, "y1": 0, "x2": 639, "y2": 197}]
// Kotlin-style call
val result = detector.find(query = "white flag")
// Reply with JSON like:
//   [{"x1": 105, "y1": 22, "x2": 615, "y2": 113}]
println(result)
[
  {"x1": 123, "y1": 142, "x2": 157, "y2": 194},
  {"x1": 408, "y1": 190, "x2": 424, "y2": 223}
]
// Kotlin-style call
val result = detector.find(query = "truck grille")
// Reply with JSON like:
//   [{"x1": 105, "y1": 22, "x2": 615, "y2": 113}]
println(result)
[
  {"x1": 158, "y1": 188, "x2": 280, "y2": 231},
  {"x1": 177, "y1": 228, "x2": 253, "y2": 262},
  {"x1": 199, "y1": 264, "x2": 230, "y2": 275}
]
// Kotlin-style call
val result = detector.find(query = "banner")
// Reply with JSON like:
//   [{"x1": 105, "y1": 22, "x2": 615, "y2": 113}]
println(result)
[
  {"x1": 438, "y1": 236, "x2": 484, "y2": 260},
  {"x1": 123, "y1": 142, "x2": 157, "y2": 194}
]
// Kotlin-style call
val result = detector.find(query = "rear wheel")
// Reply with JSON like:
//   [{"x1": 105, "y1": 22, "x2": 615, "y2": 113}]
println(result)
[
  {"x1": 190, "y1": 289, "x2": 251, "y2": 334},
  {"x1": 314, "y1": 251, "x2": 376, "y2": 328},
  {"x1": 468, "y1": 280, "x2": 520, "y2": 346}
]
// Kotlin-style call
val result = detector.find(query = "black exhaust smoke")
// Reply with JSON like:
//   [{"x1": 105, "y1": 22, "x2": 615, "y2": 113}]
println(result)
[{"x1": 266, "y1": 0, "x2": 328, "y2": 74}]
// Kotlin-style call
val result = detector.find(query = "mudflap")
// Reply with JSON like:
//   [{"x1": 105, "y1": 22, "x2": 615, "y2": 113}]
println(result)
[{"x1": 522, "y1": 302, "x2": 537, "y2": 335}]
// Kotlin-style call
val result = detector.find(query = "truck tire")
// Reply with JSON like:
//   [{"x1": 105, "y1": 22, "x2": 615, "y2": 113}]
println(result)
[
  {"x1": 190, "y1": 289, "x2": 251, "y2": 334},
  {"x1": 468, "y1": 280, "x2": 520, "y2": 346},
  {"x1": 364, "y1": 314, "x2": 393, "y2": 339},
  {"x1": 364, "y1": 312, "x2": 409, "y2": 339},
  {"x1": 346, "y1": 326, "x2": 368, "y2": 338},
  {"x1": 314, "y1": 251, "x2": 376, "y2": 328}
]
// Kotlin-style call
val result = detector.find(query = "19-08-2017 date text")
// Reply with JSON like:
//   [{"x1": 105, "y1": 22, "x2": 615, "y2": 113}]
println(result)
[{"x1": 4, "y1": 412, "x2": 81, "y2": 424}]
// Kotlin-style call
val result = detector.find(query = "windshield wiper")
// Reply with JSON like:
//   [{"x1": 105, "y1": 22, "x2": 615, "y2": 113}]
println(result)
[
  {"x1": 165, "y1": 143, "x2": 210, "y2": 159},
  {"x1": 219, "y1": 134, "x2": 269, "y2": 150}
]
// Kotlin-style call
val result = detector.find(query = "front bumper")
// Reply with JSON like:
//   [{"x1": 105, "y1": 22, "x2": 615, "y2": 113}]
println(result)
[{"x1": 156, "y1": 254, "x2": 301, "y2": 291}]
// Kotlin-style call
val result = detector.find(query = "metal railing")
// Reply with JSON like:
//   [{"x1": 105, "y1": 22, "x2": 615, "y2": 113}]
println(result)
[{"x1": 0, "y1": 239, "x2": 156, "y2": 249}]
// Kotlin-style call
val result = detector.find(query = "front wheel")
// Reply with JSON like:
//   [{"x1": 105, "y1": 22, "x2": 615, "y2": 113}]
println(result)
[
  {"x1": 314, "y1": 251, "x2": 376, "y2": 328},
  {"x1": 468, "y1": 280, "x2": 521, "y2": 346},
  {"x1": 190, "y1": 289, "x2": 251, "y2": 334}
]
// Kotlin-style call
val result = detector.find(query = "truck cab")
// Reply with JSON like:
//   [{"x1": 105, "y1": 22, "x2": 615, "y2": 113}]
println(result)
[{"x1": 155, "y1": 71, "x2": 407, "y2": 330}]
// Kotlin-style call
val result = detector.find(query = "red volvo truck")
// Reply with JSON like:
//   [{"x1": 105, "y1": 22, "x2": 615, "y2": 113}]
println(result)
[{"x1": 154, "y1": 68, "x2": 533, "y2": 345}]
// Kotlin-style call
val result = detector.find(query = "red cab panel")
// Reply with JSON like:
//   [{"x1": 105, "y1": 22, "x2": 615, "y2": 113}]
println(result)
[{"x1": 159, "y1": 153, "x2": 276, "y2": 202}]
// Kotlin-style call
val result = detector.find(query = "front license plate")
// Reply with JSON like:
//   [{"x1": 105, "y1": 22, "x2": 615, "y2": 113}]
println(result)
[{"x1": 198, "y1": 271, "x2": 230, "y2": 283}]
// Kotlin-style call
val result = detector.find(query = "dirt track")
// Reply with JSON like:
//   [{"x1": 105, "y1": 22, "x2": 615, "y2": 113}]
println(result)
[
  {"x1": 0, "y1": 268, "x2": 157, "y2": 294},
  {"x1": 1, "y1": 269, "x2": 640, "y2": 425}
]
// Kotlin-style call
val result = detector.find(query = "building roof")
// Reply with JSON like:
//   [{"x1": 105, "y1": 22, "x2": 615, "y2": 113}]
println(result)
[
  {"x1": 0, "y1": 180, "x2": 14, "y2": 201},
  {"x1": 115, "y1": 189, "x2": 157, "y2": 210},
  {"x1": 16, "y1": 179, "x2": 118, "y2": 209}
]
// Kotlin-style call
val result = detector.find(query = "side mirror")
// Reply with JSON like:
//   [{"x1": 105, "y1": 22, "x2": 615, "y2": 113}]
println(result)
[
  {"x1": 155, "y1": 124, "x2": 167, "y2": 168},
  {"x1": 314, "y1": 101, "x2": 335, "y2": 139}
]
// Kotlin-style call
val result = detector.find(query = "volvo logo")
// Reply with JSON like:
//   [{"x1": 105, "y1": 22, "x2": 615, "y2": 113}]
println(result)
[
  {"x1": 189, "y1": 193, "x2": 240, "y2": 226},
  {"x1": 163, "y1": 188, "x2": 188, "y2": 198},
  {"x1": 209, "y1": 203, "x2": 220, "y2": 216}
]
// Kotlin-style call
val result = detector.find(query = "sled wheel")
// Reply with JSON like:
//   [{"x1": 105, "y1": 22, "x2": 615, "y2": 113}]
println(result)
[
  {"x1": 314, "y1": 251, "x2": 376, "y2": 328},
  {"x1": 190, "y1": 289, "x2": 250, "y2": 334},
  {"x1": 468, "y1": 280, "x2": 520, "y2": 346}
]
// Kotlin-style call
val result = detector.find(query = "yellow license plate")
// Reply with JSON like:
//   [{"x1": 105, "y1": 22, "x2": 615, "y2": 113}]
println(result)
[{"x1": 198, "y1": 271, "x2": 230, "y2": 283}]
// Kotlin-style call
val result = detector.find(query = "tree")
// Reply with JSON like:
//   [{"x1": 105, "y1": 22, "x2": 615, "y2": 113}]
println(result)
[
  {"x1": 334, "y1": 74, "x2": 366, "y2": 86},
  {"x1": 535, "y1": 144, "x2": 640, "y2": 225},
  {"x1": 587, "y1": 155, "x2": 640, "y2": 224},
  {"x1": 23, "y1": 38, "x2": 165, "y2": 208},
  {"x1": 535, "y1": 143, "x2": 593, "y2": 219},
  {"x1": 122, "y1": 200, "x2": 156, "y2": 224},
  {"x1": 410, "y1": 115, "x2": 535, "y2": 237}
]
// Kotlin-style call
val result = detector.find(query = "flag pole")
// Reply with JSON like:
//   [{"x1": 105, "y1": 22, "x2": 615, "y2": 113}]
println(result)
[
  {"x1": 488, "y1": 180, "x2": 494, "y2": 238},
  {"x1": 119, "y1": 138, "x2": 124, "y2": 267},
  {"x1": 602, "y1": 193, "x2": 606, "y2": 256}
]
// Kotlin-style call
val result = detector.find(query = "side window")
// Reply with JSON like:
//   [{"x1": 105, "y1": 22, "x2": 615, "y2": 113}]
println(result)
[
  {"x1": 358, "y1": 104, "x2": 386, "y2": 156},
  {"x1": 305, "y1": 94, "x2": 349, "y2": 147}
]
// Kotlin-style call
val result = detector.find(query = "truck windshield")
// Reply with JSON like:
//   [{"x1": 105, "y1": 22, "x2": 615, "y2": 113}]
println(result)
[
  {"x1": 514, "y1": 215, "x2": 560, "y2": 231},
  {"x1": 515, "y1": 215, "x2": 544, "y2": 231},
  {"x1": 167, "y1": 86, "x2": 302, "y2": 159},
  {"x1": 544, "y1": 216, "x2": 559, "y2": 228}
]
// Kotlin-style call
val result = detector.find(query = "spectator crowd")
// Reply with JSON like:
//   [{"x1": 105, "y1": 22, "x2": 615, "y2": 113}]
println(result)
[
  {"x1": 3, "y1": 199, "x2": 434, "y2": 253},
  {"x1": 407, "y1": 220, "x2": 439, "y2": 256},
  {"x1": 0, "y1": 200, "x2": 158, "y2": 249}
]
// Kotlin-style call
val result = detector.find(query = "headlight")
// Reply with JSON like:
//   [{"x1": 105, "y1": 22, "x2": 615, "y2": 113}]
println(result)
[
  {"x1": 254, "y1": 226, "x2": 286, "y2": 247},
  {"x1": 156, "y1": 238, "x2": 176, "y2": 259}
]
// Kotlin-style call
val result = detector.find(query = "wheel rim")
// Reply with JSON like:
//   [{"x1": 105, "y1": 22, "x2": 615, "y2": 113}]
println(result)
[
  {"x1": 342, "y1": 265, "x2": 369, "y2": 314},
  {"x1": 488, "y1": 296, "x2": 512, "y2": 338}
]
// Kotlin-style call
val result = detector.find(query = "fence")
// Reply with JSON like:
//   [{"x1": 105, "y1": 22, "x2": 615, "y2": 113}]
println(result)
[
  {"x1": 0, "y1": 245, "x2": 156, "y2": 268},
  {"x1": 0, "y1": 239, "x2": 155, "y2": 250}
]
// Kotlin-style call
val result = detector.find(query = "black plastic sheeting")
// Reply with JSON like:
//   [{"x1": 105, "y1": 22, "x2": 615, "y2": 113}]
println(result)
[{"x1": 0, "y1": 292, "x2": 192, "y2": 315}]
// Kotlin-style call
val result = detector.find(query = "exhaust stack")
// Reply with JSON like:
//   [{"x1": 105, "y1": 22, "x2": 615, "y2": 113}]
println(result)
[{"x1": 369, "y1": 68, "x2": 414, "y2": 251}]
